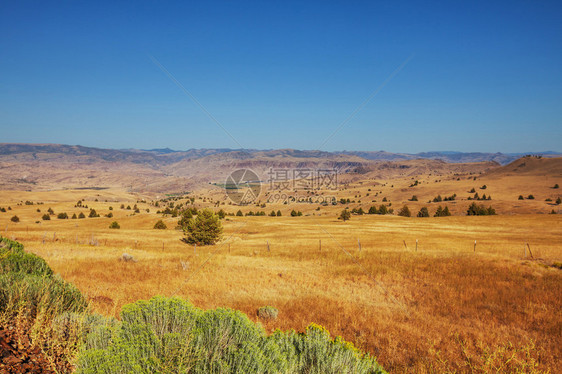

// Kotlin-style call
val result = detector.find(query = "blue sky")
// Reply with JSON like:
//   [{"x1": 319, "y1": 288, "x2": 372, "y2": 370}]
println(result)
[{"x1": 1, "y1": 1, "x2": 561, "y2": 153}]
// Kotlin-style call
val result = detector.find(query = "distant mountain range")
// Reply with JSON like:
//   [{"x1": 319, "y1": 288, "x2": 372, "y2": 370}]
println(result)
[
  {"x1": 1, "y1": 143, "x2": 560, "y2": 165},
  {"x1": 0, "y1": 143, "x2": 559, "y2": 192}
]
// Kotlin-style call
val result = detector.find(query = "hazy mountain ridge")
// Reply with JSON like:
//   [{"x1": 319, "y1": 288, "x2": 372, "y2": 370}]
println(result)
[{"x1": 3, "y1": 143, "x2": 558, "y2": 165}]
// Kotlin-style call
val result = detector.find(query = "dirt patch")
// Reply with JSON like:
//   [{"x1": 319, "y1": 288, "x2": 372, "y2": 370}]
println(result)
[{"x1": 0, "y1": 327, "x2": 55, "y2": 374}]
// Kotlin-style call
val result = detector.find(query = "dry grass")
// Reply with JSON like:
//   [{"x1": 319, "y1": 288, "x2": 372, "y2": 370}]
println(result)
[{"x1": 0, "y1": 186, "x2": 561, "y2": 372}]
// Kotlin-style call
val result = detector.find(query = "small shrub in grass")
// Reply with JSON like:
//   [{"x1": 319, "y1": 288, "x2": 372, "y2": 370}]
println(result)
[
  {"x1": 109, "y1": 221, "x2": 120, "y2": 229},
  {"x1": 339, "y1": 209, "x2": 351, "y2": 221},
  {"x1": 527, "y1": 194, "x2": 535, "y2": 200},
  {"x1": 42, "y1": 214, "x2": 51, "y2": 220},
  {"x1": 518, "y1": 195, "x2": 524, "y2": 200},
  {"x1": 153, "y1": 220, "x2": 167, "y2": 229},
  {"x1": 10, "y1": 215, "x2": 19, "y2": 222},
  {"x1": 554, "y1": 183, "x2": 559, "y2": 189},
  {"x1": 257, "y1": 306, "x2": 279, "y2": 320},
  {"x1": 57, "y1": 212, "x2": 69, "y2": 219},
  {"x1": 78, "y1": 212, "x2": 86, "y2": 219}
]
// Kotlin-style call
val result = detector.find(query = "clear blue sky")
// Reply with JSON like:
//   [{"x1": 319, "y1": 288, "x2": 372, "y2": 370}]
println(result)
[{"x1": 1, "y1": 1, "x2": 561, "y2": 153}]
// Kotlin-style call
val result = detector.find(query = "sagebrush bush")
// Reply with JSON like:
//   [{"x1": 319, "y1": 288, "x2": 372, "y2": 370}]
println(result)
[{"x1": 76, "y1": 297, "x2": 386, "y2": 374}]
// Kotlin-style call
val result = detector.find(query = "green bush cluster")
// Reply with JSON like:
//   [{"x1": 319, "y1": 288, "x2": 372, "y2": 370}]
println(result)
[
  {"x1": 77, "y1": 297, "x2": 386, "y2": 374},
  {"x1": 1, "y1": 238, "x2": 386, "y2": 374}
]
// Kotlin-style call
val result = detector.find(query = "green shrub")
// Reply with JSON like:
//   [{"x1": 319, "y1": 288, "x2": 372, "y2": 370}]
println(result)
[
  {"x1": 339, "y1": 209, "x2": 351, "y2": 221},
  {"x1": 57, "y1": 212, "x2": 69, "y2": 219},
  {"x1": 42, "y1": 214, "x2": 51, "y2": 221},
  {"x1": 153, "y1": 220, "x2": 167, "y2": 229},
  {"x1": 109, "y1": 221, "x2": 120, "y2": 229},
  {"x1": 10, "y1": 215, "x2": 19, "y2": 222}
]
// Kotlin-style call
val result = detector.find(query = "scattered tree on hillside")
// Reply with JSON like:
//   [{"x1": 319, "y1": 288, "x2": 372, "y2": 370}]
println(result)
[
  {"x1": 109, "y1": 221, "x2": 120, "y2": 229},
  {"x1": 554, "y1": 184, "x2": 559, "y2": 189},
  {"x1": 527, "y1": 195, "x2": 535, "y2": 200},
  {"x1": 217, "y1": 209, "x2": 226, "y2": 219},
  {"x1": 10, "y1": 215, "x2": 19, "y2": 223},
  {"x1": 417, "y1": 207, "x2": 430, "y2": 217},
  {"x1": 434, "y1": 206, "x2": 452, "y2": 217},
  {"x1": 398, "y1": 205, "x2": 411, "y2": 217},
  {"x1": 153, "y1": 220, "x2": 167, "y2": 230},
  {"x1": 42, "y1": 214, "x2": 51, "y2": 221},
  {"x1": 518, "y1": 195, "x2": 524, "y2": 200},
  {"x1": 57, "y1": 212, "x2": 68, "y2": 219},
  {"x1": 236, "y1": 210, "x2": 243, "y2": 216},
  {"x1": 467, "y1": 202, "x2": 496, "y2": 216},
  {"x1": 556, "y1": 197, "x2": 561, "y2": 205},
  {"x1": 78, "y1": 212, "x2": 86, "y2": 219},
  {"x1": 276, "y1": 210, "x2": 282, "y2": 217}
]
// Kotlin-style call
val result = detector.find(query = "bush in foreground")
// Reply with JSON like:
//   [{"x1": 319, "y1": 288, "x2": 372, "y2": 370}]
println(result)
[
  {"x1": 1, "y1": 237, "x2": 386, "y2": 374},
  {"x1": 76, "y1": 296, "x2": 386, "y2": 374}
]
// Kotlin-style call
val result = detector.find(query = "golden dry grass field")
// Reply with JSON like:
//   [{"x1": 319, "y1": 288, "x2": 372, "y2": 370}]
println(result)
[{"x1": 0, "y1": 181, "x2": 560, "y2": 372}]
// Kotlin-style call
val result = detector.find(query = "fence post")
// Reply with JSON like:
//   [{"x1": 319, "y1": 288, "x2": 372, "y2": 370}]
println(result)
[
  {"x1": 267, "y1": 241, "x2": 270, "y2": 252},
  {"x1": 474, "y1": 240, "x2": 477, "y2": 252},
  {"x1": 415, "y1": 239, "x2": 418, "y2": 251},
  {"x1": 526, "y1": 243, "x2": 534, "y2": 259},
  {"x1": 403, "y1": 240, "x2": 408, "y2": 250}
]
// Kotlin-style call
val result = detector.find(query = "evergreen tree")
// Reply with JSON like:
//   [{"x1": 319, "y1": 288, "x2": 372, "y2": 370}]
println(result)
[
  {"x1": 182, "y1": 209, "x2": 223, "y2": 245},
  {"x1": 398, "y1": 205, "x2": 411, "y2": 217},
  {"x1": 417, "y1": 207, "x2": 429, "y2": 217}
]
